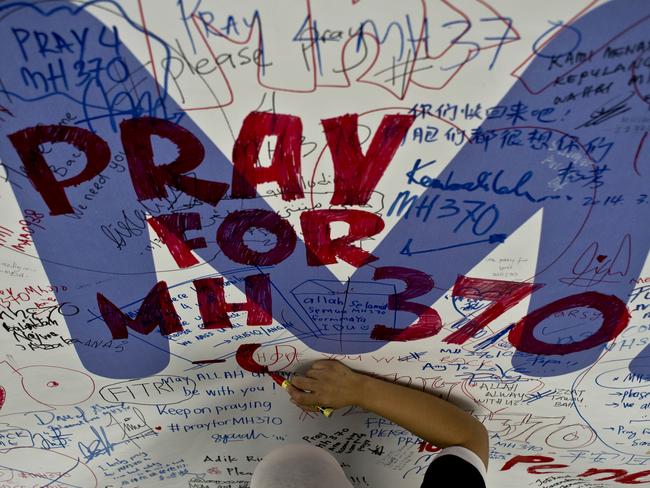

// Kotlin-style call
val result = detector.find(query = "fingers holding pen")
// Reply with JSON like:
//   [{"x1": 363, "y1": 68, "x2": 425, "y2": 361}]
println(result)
[
  {"x1": 283, "y1": 360, "x2": 364, "y2": 410},
  {"x1": 286, "y1": 382, "x2": 319, "y2": 410},
  {"x1": 291, "y1": 375, "x2": 319, "y2": 391}
]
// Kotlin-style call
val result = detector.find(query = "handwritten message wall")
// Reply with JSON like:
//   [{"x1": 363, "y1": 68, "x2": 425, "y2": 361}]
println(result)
[{"x1": 0, "y1": 0, "x2": 649, "y2": 486}]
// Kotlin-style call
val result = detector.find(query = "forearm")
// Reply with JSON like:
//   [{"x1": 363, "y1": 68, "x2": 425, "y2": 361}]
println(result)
[{"x1": 356, "y1": 374, "x2": 489, "y2": 466}]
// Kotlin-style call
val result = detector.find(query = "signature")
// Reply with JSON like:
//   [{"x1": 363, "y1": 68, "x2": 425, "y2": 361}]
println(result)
[
  {"x1": 560, "y1": 234, "x2": 631, "y2": 287},
  {"x1": 575, "y1": 93, "x2": 634, "y2": 129},
  {"x1": 106, "y1": 406, "x2": 157, "y2": 443},
  {"x1": 77, "y1": 425, "x2": 120, "y2": 462},
  {"x1": 77, "y1": 407, "x2": 156, "y2": 462},
  {"x1": 405, "y1": 159, "x2": 561, "y2": 203},
  {"x1": 459, "y1": 363, "x2": 524, "y2": 384}
]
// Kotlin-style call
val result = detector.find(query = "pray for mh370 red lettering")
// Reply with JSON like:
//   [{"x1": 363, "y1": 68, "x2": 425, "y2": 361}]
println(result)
[{"x1": 8, "y1": 112, "x2": 629, "y2": 358}]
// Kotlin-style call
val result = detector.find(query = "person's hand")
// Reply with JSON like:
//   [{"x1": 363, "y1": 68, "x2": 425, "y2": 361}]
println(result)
[{"x1": 286, "y1": 360, "x2": 366, "y2": 412}]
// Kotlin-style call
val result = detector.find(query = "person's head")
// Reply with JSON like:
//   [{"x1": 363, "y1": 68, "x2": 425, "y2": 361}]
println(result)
[{"x1": 250, "y1": 443, "x2": 354, "y2": 488}]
